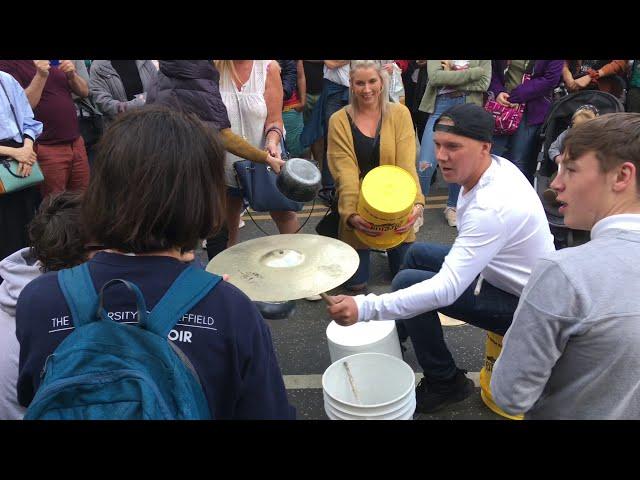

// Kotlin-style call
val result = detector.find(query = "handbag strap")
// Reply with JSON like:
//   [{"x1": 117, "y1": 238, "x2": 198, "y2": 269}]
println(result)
[{"x1": 0, "y1": 78, "x2": 23, "y2": 140}]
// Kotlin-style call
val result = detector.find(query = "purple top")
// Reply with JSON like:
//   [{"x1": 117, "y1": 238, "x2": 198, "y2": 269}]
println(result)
[{"x1": 489, "y1": 60, "x2": 564, "y2": 126}]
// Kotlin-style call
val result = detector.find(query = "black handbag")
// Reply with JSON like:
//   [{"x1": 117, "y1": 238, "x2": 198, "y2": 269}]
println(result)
[
  {"x1": 76, "y1": 97, "x2": 104, "y2": 147},
  {"x1": 315, "y1": 196, "x2": 340, "y2": 238},
  {"x1": 233, "y1": 137, "x2": 303, "y2": 212}
]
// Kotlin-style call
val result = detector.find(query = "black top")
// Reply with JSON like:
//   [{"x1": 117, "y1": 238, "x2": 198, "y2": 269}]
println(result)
[
  {"x1": 347, "y1": 112, "x2": 380, "y2": 178},
  {"x1": 111, "y1": 60, "x2": 144, "y2": 101},
  {"x1": 303, "y1": 61, "x2": 325, "y2": 95}
]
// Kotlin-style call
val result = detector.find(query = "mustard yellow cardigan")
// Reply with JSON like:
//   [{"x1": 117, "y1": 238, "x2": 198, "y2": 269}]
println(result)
[{"x1": 327, "y1": 102, "x2": 425, "y2": 250}]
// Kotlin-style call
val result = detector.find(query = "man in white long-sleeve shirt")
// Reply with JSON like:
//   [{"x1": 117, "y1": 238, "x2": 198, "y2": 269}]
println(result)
[
  {"x1": 328, "y1": 104, "x2": 555, "y2": 413},
  {"x1": 492, "y1": 113, "x2": 640, "y2": 419}
]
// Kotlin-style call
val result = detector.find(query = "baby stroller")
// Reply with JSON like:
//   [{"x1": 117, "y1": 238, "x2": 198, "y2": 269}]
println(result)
[{"x1": 533, "y1": 90, "x2": 625, "y2": 249}]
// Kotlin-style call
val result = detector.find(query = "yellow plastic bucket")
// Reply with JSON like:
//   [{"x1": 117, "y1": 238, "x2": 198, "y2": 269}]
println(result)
[
  {"x1": 479, "y1": 332, "x2": 524, "y2": 420},
  {"x1": 355, "y1": 165, "x2": 417, "y2": 250}
]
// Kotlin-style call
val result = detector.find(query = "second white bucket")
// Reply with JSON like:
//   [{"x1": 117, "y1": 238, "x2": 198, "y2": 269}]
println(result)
[
  {"x1": 326, "y1": 320, "x2": 402, "y2": 363},
  {"x1": 322, "y1": 352, "x2": 416, "y2": 420}
]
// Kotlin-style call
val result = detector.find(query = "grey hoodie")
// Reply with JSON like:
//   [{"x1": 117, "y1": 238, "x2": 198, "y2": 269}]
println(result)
[{"x1": 0, "y1": 248, "x2": 41, "y2": 419}]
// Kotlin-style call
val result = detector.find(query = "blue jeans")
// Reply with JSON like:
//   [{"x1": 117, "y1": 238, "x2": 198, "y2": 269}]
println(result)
[
  {"x1": 491, "y1": 111, "x2": 541, "y2": 184},
  {"x1": 321, "y1": 82, "x2": 349, "y2": 191},
  {"x1": 417, "y1": 95, "x2": 466, "y2": 201},
  {"x1": 391, "y1": 242, "x2": 520, "y2": 381},
  {"x1": 346, "y1": 242, "x2": 410, "y2": 286}
]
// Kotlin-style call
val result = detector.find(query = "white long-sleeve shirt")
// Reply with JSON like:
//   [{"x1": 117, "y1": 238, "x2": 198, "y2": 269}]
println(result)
[{"x1": 355, "y1": 156, "x2": 555, "y2": 322}]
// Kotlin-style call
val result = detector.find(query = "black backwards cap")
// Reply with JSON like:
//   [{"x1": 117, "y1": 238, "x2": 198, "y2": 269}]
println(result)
[{"x1": 433, "y1": 103, "x2": 494, "y2": 143}]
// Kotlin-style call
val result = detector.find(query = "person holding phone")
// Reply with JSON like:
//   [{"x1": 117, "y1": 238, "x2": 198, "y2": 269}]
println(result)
[{"x1": 0, "y1": 60, "x2": 90, "y2": 199}]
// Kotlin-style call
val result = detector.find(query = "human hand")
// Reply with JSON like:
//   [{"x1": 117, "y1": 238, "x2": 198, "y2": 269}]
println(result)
[
  {"x1": 58, "y1": 60, "x2": 76, "y2": 79},
  {"x1": 17, "y1": 162, "x2": 32, "y2": 177},
  {"x1": 496, "y1": 92, "x2": 514, "y2": 107},
  {"x1": 265, "y1": 153, "x2": 285, "y2": 174},
  {"x1": 395, "y1": 204, "x2": 423, "y2": 234},
  {"x1": 12, "y1": 145, "x2": 37, "y2": 166},
  {"x1": 565, "y1": 78, "x2": 578, "y2": 92},
  {"x1": 178, "y1": 250, "x2": 196, "y2": 262},
  {"x1": 382, "y1": 63, "x2": 394, "y2": 75},
  {"x1": 327, "y1": 295, "x2": 359, "y2": 326},
  {"x1": 441, "y1": 60, "x2": 451, "y2": 71},
  {"x1": 347, "y1": 214, "x2": 382, "y2": 237},
  {"x1": 575, "y1": 75, "x2": 593, "y2": 89},
  {"x1": 33, "y1": 60, "x2": 51, "y2": 78},
  {"x1": 293, "y1": 102, "x2": 305, "y2": 112}
]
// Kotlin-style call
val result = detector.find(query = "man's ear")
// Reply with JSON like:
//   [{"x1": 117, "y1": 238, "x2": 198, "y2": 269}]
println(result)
[
  {"x1": 612, "y1": 162, "x2": 637, "y2": 193},
  {"x1": 481, "y1": 141, "x2": 492, "y2": 155}
]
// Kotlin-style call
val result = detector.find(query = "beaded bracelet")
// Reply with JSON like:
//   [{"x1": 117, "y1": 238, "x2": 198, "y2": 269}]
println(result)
[{"x1": 265, "y1": 126, "x2": 284, "y2": 142}]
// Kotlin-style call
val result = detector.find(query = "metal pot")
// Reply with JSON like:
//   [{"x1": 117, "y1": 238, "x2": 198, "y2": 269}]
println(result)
[{"x1": 276, "y1": 157, "x2": 322, "y2": 203}]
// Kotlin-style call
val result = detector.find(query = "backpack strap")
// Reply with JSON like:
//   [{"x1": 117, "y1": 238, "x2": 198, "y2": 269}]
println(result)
[
  {"x1": 58, "y1": 264, "x2": 100, "y2": 328},
  {"x1": 144, "y1": 266, "x2": 222, "y2": 338}
]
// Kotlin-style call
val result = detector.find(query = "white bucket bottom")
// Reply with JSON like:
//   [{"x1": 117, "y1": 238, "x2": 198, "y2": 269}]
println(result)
[
  {"x1": 326, "y1": 320, "x2": 402, "y2": 363},
  {"x1": 322, "y1": 352, "x2": 416, "y2": 420}
]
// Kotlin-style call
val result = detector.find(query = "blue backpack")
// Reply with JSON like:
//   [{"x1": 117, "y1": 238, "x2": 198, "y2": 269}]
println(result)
[{"x1": 24, "y1": 263, "x2": 222, "y2": 420}]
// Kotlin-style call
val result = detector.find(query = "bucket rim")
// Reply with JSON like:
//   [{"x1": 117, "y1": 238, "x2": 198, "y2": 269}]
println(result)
[
  {"x1": 321, "y1": 352, "x2": 415, "y2": 409},
  {"x1": 323, "y1": 391, "x2": 416, "y2": 419}
]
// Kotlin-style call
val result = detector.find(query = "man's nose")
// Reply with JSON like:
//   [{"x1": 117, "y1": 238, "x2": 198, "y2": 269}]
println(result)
[{"x1": 550, "y1": 172, "x2": 563, "y2": 192}]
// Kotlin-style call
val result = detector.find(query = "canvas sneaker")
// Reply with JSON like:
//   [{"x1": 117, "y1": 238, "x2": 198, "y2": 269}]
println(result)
[
  {"x1": 443, "y1": 206, "x2": 457, "y2": 227},
  {"x1": 415, "y1": 369, "x2": 475, "y2": 414}
]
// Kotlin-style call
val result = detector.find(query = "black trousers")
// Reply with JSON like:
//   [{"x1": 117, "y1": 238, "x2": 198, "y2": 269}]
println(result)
[
  {"x1": 0, "y1": 186, "x2": 41, "y2": 261},
  {"x1": 205, "y1": 224, "x2": 229, "y2": 260}
]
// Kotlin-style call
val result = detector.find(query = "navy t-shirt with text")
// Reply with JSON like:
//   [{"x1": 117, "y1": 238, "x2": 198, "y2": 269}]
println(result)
[{"x1": 15, "y1": 252, "x2": 295, "y2": 419}]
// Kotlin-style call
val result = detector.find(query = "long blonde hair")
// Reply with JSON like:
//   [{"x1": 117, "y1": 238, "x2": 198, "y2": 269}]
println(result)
[
  {"x1": 347, "y1": 60, "x2": 390, "y2": 117},
  {"x1": 214, "y1": 60, "x2": 240, "y2": 85}
]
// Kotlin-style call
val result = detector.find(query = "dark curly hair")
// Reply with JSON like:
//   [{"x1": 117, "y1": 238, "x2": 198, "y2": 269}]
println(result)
[{"x1": 28, "y1": 192, "x2": 87, "y2": 273}]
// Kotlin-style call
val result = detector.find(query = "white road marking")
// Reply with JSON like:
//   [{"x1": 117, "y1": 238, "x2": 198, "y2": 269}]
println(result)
[{"x1": 283, "y1": 371, "x2": 481, "y2": 390}]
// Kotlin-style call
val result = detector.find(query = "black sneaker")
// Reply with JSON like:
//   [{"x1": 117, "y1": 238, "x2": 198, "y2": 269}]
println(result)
[{"x1": 415, "y1": 369, "x2": 475, "y2": 414}]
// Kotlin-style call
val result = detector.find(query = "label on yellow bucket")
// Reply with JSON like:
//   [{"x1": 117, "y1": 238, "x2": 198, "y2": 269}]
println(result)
[
  {"x1": 479, "y1": 332, "x2": 524, "y2": 420},
  {"x1": 355, "y1": 166, "x2": 417, "y2": 250}
]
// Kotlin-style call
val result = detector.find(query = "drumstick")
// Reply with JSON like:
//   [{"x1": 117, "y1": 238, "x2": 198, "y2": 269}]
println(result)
[{"x1": 319, "y1": 292, "x2": 335, "y2": 305}]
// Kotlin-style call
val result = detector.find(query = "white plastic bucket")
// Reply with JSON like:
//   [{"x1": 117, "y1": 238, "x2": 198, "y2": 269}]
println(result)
[
  {"x1": 326, "y1": 320, "x2": 402, "y2": 363},
  {"x1": 322, "y1": 352, "x2": 416, "y2": 420}
]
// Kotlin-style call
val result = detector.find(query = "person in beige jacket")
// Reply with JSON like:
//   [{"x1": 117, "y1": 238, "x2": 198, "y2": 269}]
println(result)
[{"x1": 327, "y1": 60, "x2": 425, "y2": 291}]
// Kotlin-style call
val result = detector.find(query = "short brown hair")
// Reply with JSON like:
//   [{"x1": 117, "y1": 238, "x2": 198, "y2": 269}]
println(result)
[
  {"x1": 563, "y1": 113, "x2": 640, "y2": 182},
  {"x1": 28, "y1": 192, "x2": 87, "y2": 273},
  {"x1": 83, "y1": 106, "x2": 227, "y2": 253}
]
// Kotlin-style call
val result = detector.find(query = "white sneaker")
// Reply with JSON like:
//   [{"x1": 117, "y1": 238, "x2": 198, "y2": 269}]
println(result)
[
  {"x1": 239, "y1": 209, "x2": 247, "y2": 229},
  {"x1": 443, "y1": 206, "x2": 457, "y2": 227}
]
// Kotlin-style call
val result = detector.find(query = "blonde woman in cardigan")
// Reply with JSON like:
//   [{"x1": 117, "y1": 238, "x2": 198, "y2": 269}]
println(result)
[{"x1": 327, "y1": 60, "x2": 425, "y2": 291}]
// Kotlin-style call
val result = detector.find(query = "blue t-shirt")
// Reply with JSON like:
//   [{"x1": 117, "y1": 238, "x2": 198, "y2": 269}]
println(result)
[{"x1": 15, "y1": 252, "x2": 295, "y2": 420}]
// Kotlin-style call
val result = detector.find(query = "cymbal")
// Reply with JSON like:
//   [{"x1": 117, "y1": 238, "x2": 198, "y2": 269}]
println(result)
[{"x1": 206, "y1": 234, "x2": 360, "y2": 302}]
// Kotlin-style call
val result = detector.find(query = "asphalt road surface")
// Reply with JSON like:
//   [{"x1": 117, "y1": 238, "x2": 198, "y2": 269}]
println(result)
[{"x1": 196, "y1": 173, "x2": 505, "y2": 421}]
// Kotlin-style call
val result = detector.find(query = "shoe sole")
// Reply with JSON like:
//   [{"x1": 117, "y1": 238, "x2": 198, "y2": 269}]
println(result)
[{"x1": 415, "y1": 380, "x2": 475, "y2": 415}]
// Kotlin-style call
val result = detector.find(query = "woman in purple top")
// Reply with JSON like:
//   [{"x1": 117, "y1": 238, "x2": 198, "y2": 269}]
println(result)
[{"x1": 489, "y1": 60, "x2": 564, "y2": 184}]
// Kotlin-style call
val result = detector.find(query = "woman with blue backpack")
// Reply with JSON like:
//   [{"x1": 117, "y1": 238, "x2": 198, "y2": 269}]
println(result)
[{"x1": 15, "y1": 106, "x2": 295, "y2": 420}]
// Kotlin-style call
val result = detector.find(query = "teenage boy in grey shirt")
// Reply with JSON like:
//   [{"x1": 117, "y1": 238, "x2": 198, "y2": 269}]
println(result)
[{"x1": 492, "y1": 113, "x2": 640, "y2": 419}]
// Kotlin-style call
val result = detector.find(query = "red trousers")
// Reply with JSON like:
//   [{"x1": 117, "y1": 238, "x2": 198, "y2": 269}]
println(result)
[{"x1": 34, "y1": 136, "x2": 90, "y2": 198}]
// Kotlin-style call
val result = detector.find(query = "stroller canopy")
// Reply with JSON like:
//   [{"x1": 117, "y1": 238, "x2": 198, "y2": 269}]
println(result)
[{"x1": 539, "y1": 90, "x2": 625, "y2": 177}]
